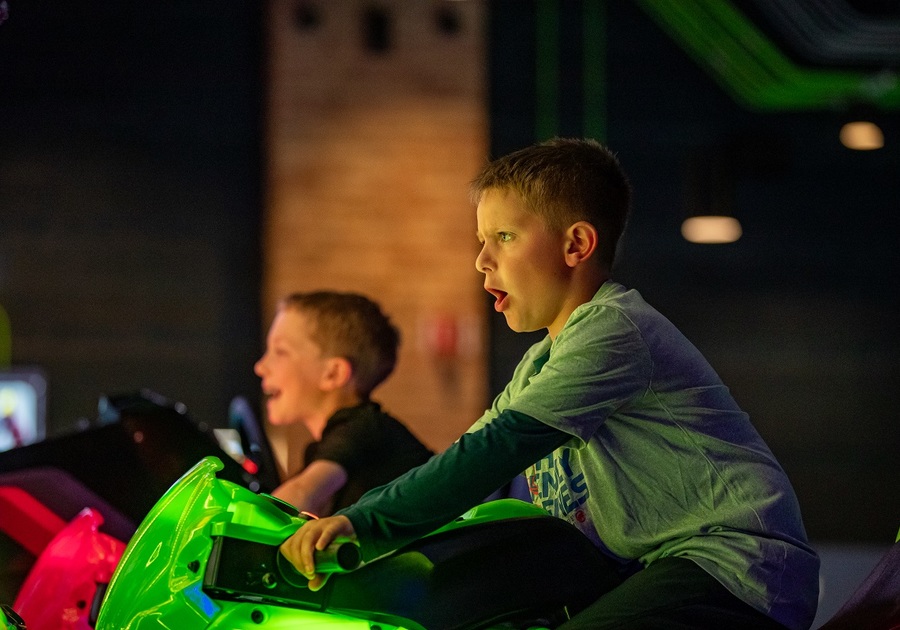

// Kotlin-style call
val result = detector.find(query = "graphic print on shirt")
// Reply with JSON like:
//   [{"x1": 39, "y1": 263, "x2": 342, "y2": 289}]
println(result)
[{"x1": 526, "y1": 447, "x2": 591, "y2": 529}]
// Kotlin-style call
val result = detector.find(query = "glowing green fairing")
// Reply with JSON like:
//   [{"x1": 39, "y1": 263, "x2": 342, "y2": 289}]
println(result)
[{"x1": 95, "y1": 457, "x2": 370, "y2": 628}]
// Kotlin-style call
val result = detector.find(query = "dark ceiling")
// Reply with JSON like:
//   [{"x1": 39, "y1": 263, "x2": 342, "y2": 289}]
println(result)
[{"x1": 635, "y1": 0, "x2": 900, "y2": 110}]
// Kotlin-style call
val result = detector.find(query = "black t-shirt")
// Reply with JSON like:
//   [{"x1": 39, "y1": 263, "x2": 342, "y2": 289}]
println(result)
[{"x1": 304, "y1": 401, "x2": 433, "y2": 512}]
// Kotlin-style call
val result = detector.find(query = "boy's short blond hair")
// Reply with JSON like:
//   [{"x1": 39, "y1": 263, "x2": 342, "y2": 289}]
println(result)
[
  {"x1": 278, "y1": 291, "x2": 399, "y2": 399},
  {"x1": 470, "y1": 137, "x2": 632, "y2": 269}
]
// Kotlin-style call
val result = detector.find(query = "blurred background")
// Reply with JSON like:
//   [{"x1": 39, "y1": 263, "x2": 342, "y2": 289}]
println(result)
[{"x1": 0, "y1": 0, "x2": 898, "y2": 622}]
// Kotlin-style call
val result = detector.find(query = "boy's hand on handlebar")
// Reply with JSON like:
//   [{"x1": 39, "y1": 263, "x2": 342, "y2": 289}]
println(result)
[{"x1": 279, "y1": 515, "x2": 356, "y2": 591}]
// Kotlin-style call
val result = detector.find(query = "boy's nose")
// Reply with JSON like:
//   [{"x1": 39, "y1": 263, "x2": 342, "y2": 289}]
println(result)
[
  {"x1": 253, "y1": 357, "x2": 265, "y2": 377},
  {"x1": 475, "y1": 246, "x2": 492, "y2": 273}
]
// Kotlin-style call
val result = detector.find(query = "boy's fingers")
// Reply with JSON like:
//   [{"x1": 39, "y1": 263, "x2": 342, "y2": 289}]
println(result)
[
  {"x1": 308, "y1": 573, "x2": 329, "y2": 592},
  {"x1": 299, "y1": 526, "x2": 321, "y2": 577},
  {"x1": 278, "y1": 532, "x2": 302, "y2": 569},
  {"x1": 314, "y1": 518, "x2": 344, "y2": 550},
  {"x1": 279, "y1": 524, "x2": 319, "y2": 576},
  {"x1": 280, "y1": 516, "x2": 357, "y2": 583}
]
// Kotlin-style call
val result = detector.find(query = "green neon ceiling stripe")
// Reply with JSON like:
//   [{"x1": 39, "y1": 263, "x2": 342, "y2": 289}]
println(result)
[
  {"x1": 634, "y1": 0, "x2": 900, "y2": 110},
  {"x1": 536, "y1": 0, "x2": 561, "y2": 140},
  {"x1": 583, "y1": 0, "x2": 607, "y2": 141}
]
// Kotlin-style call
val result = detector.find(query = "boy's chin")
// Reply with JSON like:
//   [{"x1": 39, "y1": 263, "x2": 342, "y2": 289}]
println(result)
[
  {"x1": 503, "y1": 315, "x2": 522, "y2": 332},
  {"x1": 266, "y1": 411, "x2": 297, "y2": 426},
  {"x1": 504, "y1": 316, "x2": 542, "y2": 334}
]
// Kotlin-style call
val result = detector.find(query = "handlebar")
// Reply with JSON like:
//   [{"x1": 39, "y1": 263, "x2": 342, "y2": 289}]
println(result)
[
  {"x1": 313, "y1": 539, "x2": 363, "y2": 572},
  {"x1": 277, "y1": 539, "x2": 362, "y2": 587}
]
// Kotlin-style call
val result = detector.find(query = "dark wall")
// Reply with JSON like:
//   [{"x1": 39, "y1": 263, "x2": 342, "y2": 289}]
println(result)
[
  {"x1": 0, "y1": 2, "x2": 264, "y2": 433},
  {"x1": 487, "y1": 0, "x2": 899, "y2": 544}
]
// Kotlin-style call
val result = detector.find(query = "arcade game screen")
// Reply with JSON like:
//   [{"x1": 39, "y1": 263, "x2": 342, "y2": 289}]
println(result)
[{"x1": 0, "y1": 369, "x2": 46, "y2": 453}]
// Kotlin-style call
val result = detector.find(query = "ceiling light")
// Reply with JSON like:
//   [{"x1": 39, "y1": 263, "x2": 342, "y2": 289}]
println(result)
[
  {"x1": 840, "y1": 120, "x2": 884, "y2": 150},
  {"x1": 681, "y1": 216, "x2": 743, "y2": 244}
]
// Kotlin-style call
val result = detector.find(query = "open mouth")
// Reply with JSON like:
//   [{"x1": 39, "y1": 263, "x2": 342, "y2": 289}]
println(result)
[{"x1": 485, "y1": 288, "x2": 509, "y2": 312}]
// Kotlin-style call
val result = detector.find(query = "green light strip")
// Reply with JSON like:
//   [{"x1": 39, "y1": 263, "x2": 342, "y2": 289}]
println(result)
[
  {"x1": 536, "y1": 0, "x2": 560, "y2": 140},
  {"x1": 583, "y1": 0, "x2": 607, "y2": 141},
  {"x1": 635, "y1": 0, "x2": 900, "y2": 110}
]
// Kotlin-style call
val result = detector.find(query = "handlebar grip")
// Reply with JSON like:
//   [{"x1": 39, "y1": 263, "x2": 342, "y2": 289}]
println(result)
[
  {"x1": 313, "y1": 540, "x2": 362, "y2": 573},
  {"x1": 276, "y1": 540, "x2": 362, "y2": 587}
]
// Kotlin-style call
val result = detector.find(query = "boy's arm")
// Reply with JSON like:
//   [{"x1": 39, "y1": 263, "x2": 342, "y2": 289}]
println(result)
[
  {"x1": 340, "y1": 409, "x2": 570, "y2": 561},
  {"x1": 270, "y1": 460, "x2": 348, "y2": 516},
  {"x1": 280, "y1": 409, "x2": 569, "y2": 586}
]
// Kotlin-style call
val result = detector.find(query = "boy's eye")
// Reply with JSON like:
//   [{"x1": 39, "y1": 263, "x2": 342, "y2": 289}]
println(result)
[{"x1": 498, "y1": 232, "x2": 512, "y2": 242}]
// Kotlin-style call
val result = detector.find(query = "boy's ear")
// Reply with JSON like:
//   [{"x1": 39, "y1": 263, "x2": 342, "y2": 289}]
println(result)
[
  {"x1": 320, "y1": 357, "x2": 354, "y2": 391},
  {"x1": 563, "y1": 221, "x2": 599, "y2": 267}
]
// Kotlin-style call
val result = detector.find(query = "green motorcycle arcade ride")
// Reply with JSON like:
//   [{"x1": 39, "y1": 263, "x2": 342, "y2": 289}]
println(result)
[{"x1": 95, "y1": 456, "x2": 619, "y2": 629}]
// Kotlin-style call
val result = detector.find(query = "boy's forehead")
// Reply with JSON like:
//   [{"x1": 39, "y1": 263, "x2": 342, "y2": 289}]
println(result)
[
  {"x1": 271, "y1": 308, "x2": 315, "y2": 340},
  {"x1": 476, "y1": 188, "x2": 529, "y2": 222}
]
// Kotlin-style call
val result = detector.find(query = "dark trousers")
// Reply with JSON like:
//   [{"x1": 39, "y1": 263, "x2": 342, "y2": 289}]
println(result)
[{"x1": 559, "y1": 557, "x2": 791, "y2": 630}]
